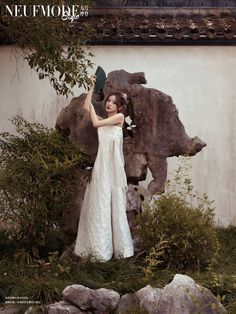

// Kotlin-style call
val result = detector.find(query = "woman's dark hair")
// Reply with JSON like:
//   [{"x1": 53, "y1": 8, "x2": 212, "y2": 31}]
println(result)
[{"x1": 104, "y1": 92, "x2": 126, "y2": 113}]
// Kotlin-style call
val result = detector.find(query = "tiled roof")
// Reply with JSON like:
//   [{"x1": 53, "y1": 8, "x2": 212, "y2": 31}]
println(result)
[
  {"x1": 91, "y1": 0, "x2": 236, "y2": 8},
  {"x1": 75, "y1": 7, "x2": 236, "y2": 45}
]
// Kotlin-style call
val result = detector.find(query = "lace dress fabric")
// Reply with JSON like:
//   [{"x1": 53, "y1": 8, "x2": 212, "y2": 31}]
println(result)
[{"x1": 74, "y1": 125, "x2": 134, "y2": 261}]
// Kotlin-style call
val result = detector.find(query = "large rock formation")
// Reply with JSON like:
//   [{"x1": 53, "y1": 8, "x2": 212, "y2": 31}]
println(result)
[
  {"x1": 56, "y1": 69, "x2": 206, "y2": 244},
  {"x1": 56, "y1": 69, "x2": 206, "y2": 193}
]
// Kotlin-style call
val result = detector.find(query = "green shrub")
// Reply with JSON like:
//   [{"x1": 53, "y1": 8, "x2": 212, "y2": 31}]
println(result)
[
  {"x1": 0, "y1": 116, "x2": 89, "y2": 256},
  {"x1": 134, "y1": 157, "x2": 219, "y2": 271}
]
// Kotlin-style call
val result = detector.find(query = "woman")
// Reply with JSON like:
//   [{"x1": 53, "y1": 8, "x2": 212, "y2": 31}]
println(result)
[{"x1": 74, "y1": 76, "x2": 134, "y2": 262}]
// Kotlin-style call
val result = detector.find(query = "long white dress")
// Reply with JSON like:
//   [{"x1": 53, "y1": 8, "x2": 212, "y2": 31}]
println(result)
[{"x1": 74, "y1": 125, "x2": 134, "y2": 261}]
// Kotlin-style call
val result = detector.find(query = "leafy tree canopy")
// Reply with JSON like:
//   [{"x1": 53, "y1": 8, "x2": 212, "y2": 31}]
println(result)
[{"x1": 0, "y1": 0, "x2": 94, "y2": 96}]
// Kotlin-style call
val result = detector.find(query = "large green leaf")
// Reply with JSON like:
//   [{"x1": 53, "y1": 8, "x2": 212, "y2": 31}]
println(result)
[{"x1": 94, "y1": 66, "x2": 106, "y2": 92}]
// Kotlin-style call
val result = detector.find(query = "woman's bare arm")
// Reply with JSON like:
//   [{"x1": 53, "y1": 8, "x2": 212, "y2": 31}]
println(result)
[
  {"x1": 83, "y1": 85, "x2": 94, "y2": 112},
  {"x1": 90, "y1": 104, "x2": 124, "y2": 128},
  {"x1": 83, "y1": 75, "x2": 110, "y2": 124}
]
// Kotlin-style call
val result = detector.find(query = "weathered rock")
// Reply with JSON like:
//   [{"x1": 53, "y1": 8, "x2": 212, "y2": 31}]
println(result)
[
  {"x1": 62, "y1": 285, "x2": 120, "y2": 313},
  {"x1": 115, "y1": 293, "x2": 140, "y2": 314},
  {"x1": 91, "y1": 288, "x2": 120, "y2": 313},
  {"x1": 134, "y1": 275, "x2": 226, "y2": 314},
  {"x1": 47, "y1": 300, "x2": 87, "y2": 314},
  {"x1": 123, "y1": 138, "x2": 147, "y2": 185},
  {"x1": 56, "y1": 69, "x2": 206, "y2": 243},
  {"x1": 63, "y1": 285, "x2": 93, "y2": 310},
  {"x1": 135, "y1": 285, "x2": 163, "y2": 314},
  {"x1": 156, "y1": 274, "x2": 226, "y2": 314},
  {"x1": 56, "y1": 69, "x2": 206, "y2": 194},
  {"x1": 56, "y1": 94, "x2": 98, "y2": 157},
  {"x1": 102, "y1": 69, "x2": 206, "y2": 193}
]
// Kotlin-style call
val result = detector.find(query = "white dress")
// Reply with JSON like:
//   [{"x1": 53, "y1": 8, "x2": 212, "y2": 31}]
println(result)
[{"x1": 74, "y1": 125, "x2": 134, "y2": 261}]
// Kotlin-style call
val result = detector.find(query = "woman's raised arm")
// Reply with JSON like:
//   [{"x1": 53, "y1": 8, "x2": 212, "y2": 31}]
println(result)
[{"x1": 83, "y1": 76, "x2": 96, "y2": 112}]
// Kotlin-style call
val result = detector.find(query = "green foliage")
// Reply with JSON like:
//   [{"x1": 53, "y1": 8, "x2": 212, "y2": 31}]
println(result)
[
  {"x1": 142, "y1": 236, "x2": 168, "y2": 280},
  {"x1": 135, "y1": 157, "x2": 219, "y2": 271},
  {"x1": 212, "y1": 226, "x2": 236, "y2": 313},
  {"x1": 0, "y1": 116, "x2": 89, "y2": 255},
  {"x1": 0, "y1": 226, "x2": 235, "y2": 313},
  {"x1": 216, "y1": 226, "x2": 236, "y2": 272},
  {"x1": 0, "y1": 0, "x2": 94, "y2": 96}
]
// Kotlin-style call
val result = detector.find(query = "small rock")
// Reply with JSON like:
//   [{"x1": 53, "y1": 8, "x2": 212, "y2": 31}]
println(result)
[
  {"x1": 135, "y1": 285, "x2": 163, "y2": 314},
  {"x1": 92, "y1": 288, "x2": 120, "y2": 313},
  {"x1": 47, "y1": 300, "x2": 89, "y2": 313},
  {"x1": 63, "y1": 285, "x2": 94, "y2": 310}
]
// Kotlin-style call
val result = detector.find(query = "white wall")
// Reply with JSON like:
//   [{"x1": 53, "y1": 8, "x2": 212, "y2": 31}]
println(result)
[
  {"x1": 0, "y1": 45, "x2": 235, "y2": 225},
  {"x1": 0, "y1": 46, "x2": 68, "y2": 132}
]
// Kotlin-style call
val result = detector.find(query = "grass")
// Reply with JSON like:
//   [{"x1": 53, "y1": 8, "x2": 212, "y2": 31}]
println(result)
[{"x1": 0, "y1": 226, "x2": 236, "y2": 313}]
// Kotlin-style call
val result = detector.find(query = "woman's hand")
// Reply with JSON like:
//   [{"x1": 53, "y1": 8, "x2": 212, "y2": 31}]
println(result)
[
  {"x1": 84, "y1": 76, "x2": 96, "y2": 112},
  {"x1": 89, "y1": 75, "x2": 96, "y2": 88}
]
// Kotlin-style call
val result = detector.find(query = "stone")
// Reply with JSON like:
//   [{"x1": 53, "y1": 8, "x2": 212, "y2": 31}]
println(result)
[
  {"x1": 56, "y1": 69, "x2": 206, "y2": 194},
  {"x1": 156, "y1": 274, "x2": 226, "y2": 314},
  {"x1": 56, "y1": 69, "x2": 206, "y2": 244},
  {"x1": 134, "y1": 275, "x2": 226, "y2": 314},
  {"x1": 62, "y1": 285, "x2": 120, "y2": 313},
  {"x1": 91, "y1": 288, "x2": 120, "y2": 313},
  {"x1": 63, "y1": 285, "x2": 93, "y2": 310},
  {"x1": 47, "y1": 300, "x2": 87, "y2": 314},
  {"x1": 115, "y1": 293, "x2": 140, "y2": 314},
  {"x1": 135, "y1": 284, "x2": 163, "y2": 314},
  {"x1": 102, "y1": 69, "x2": 206, "y2": 193},
  {"x1": 56, "y1": 94, "x2": 98, "y2": 157}
]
